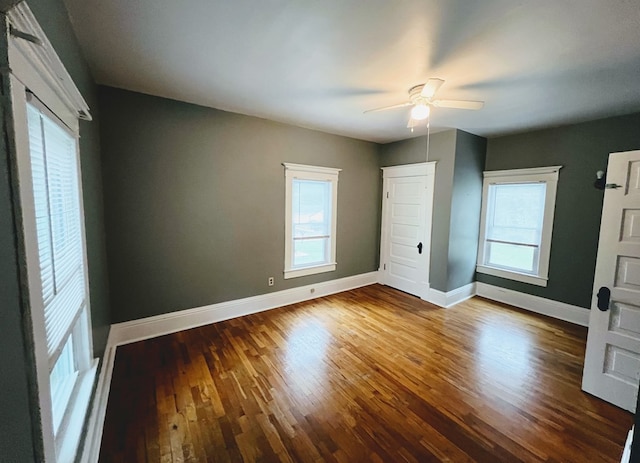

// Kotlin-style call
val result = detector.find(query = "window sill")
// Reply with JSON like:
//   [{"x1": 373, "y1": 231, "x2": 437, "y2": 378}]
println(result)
[
  {"x1": 476, "y1": 265, "x2": 548, "y2": 287},
  {"x1": 284, "y1": 263, "x2": 336, "y2": 279},
  {"x1": 56, "y1": 359, "x2": 98, "y2": 463}
]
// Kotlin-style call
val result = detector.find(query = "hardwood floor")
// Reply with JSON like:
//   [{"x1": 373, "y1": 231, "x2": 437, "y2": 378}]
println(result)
[{"x1": 99, "y1": 284, "x2": 633, "y2": 462}]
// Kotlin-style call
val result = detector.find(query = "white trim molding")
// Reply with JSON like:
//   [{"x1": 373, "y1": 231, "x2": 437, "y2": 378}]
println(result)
[
  {"x1": 77, "y1": 335, "x2": 117, "y2": 463},
  {"x1": 428, "y1": 282, "x2": 477, "y2": 308},
  {"x1": 381, "y1": 162, "x2": 437, "y2": 178},
  {"x1": 7, "y1": 3, "x2": 91, "y2": 130},
  {"x1": 283, "y1": 162, "x2": 341, "y2": 280},
  {"x1": 476, "y1": 282, "x2": 590, "y2": 326},
  {"x1": 476, "y1": 165, "x2": 563, "y2": 287},
  {"x1": 109, "y1": 272, "x2": 379, "y2": 347},
  {"x1": 483, "y1": 165, "x2": 563, "y2": 178}
]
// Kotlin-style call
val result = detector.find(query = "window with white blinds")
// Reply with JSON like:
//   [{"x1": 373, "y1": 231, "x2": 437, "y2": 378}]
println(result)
[{"x1": 26, "y1": 101, "x2": 89, "y2": 432}]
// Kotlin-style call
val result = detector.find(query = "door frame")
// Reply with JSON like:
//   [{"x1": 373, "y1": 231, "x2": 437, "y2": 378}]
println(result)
[{"x1": 379, "y1": 162, "x2": 436, "y2": 300}]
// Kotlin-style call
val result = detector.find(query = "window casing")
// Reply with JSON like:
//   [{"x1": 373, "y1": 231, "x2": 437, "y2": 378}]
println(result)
[
  {"x1": 27, "y1": 101, "x2": 93, "y2": 436},
  {"x1": 476, "y1": 166, "x2": 561, "y2": 286},
  {"x1": 8, "y1": 3, "x2": 97, "y2": 462},
  {"x1": 284, "y1": 163, "x2": 340, "y2": 279}
]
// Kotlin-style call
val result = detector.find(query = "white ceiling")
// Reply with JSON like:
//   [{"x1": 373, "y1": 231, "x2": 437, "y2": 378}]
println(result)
[{"x1": 63, "y1": 0, "x2": 640, "y2": 143}]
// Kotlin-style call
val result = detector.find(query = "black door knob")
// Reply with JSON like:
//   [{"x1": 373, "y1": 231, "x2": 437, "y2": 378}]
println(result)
[
  {"x1": 417, "y1": 242, "x2": 423, "y2": 254},
  {"x1": 597, "y1": 287, "x2": 611, "y2": 311}
]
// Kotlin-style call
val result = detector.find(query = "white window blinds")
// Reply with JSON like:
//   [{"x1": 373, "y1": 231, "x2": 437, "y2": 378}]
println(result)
[{"x1": 27, "y1": 102, "x2": 86, "y2": 369}]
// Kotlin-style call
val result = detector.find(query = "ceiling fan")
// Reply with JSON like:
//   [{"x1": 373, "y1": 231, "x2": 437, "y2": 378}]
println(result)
[{"x1": 364, "y1": 78, "x2": 484, "y2": 129}]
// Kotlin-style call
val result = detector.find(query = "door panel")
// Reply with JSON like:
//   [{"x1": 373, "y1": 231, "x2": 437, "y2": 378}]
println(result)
[
  {"x1": 583, "y1": 150, "x2": 640, "y2": 412},
  {"x1": 379, "y1": 163, "x2": 435, "y2": 299}
]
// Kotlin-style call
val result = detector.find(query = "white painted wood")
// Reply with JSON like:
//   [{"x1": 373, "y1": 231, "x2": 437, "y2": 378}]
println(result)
[
  {"x1": 7, "y1": 3, "x2": 91, "y2": 129},
  {"x1": 429, "y1": 283, "x2": 477, "y2": 308},
  {"x1": 55, "y1": 361, "x2": 97, "y2": 463},
  {"x1": 476, "y1": 166, "x2": 561, "y2": 286},
  {"x1": 476, "y1": 282, "x2": 590, "y2": 327},
  {"x1": 78, "y1": 333, "x2": 117, "y2": 463},
  {"x1": 583, "y1": 150, "x2": 640, "y2": 412},
  {"x1": 621, "y1": 426, "x2": 633, "y2": 463},
  {"x1": 379, "y1": 162, "x2": 435, "y2": 300},
  {"x1": 283, "y1": 163, "x2": 340, "y2": 279},
  {"x1": 10, "y1": 72, "x2": 57, "y2": 463},
  {"x1": 482, "y1": 165, "x2": 562, "y2": 178},
  {"x1": 109, "y1": 272, "x2": 379, "y2": 347}
]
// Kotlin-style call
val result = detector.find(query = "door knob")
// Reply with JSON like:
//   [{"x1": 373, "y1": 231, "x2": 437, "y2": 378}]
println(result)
[
  {"x1": 417, "y1": 242, "x2": 423, "y2": 254},
  {"x1": 596, "y1": 287, "x2": 610, "y2": 311}
]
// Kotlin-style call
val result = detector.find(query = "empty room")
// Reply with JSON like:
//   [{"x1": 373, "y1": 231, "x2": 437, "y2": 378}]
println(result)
[{"x1": 2, "y1": 1, "x2": 640, "y2": 462}]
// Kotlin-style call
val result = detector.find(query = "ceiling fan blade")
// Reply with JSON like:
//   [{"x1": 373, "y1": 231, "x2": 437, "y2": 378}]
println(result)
[
  {"x1": 433, "y1": 99, "x2": 484, "y2": 110},
  {"x1": 420, "y1": 78, "x2": 445, "y2": 98},
  {"x1": 364, "y1": 102, "x2": 412, "y2": 114}
]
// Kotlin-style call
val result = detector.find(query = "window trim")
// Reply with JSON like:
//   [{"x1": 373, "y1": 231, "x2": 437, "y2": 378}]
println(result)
[
  {"x1": 283, "y1": 163, "x2": 341, "y2": 279},
  {"x1": 476, "y1": 166, "x2": 562, "y2": 287},
  {"x1": 7, "y1": 4, "x2": 96, "y2": 462}
]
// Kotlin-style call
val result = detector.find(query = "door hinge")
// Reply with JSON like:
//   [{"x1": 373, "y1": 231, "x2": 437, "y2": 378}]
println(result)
[
  {"x1": 386, "y1": 191, "x2": 389, "y2": 199},
  {"x1": 383, "y1": 263, "x2": 386, "y2": 270}
]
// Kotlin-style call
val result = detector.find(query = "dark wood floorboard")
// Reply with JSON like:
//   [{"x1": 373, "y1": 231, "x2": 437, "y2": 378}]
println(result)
[{"x1": 99, "y1": 284, "x2": 633, "y2": 462}]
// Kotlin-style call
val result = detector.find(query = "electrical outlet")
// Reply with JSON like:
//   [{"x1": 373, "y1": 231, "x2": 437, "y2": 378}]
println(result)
[{"x1": 268, "y1": 277, "x2": 274, "y2": 286}]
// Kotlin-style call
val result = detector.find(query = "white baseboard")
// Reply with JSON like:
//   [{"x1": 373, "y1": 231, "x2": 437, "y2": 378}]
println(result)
[
  {"x1": 428, "y1": 282, "x2": 477, "y2": 308},
  {"x1": 78, "y1": 329, "x2": 117, "y2": 463},
  {"x1": 109, "y1": 271, "x2": 379, "y2": 347},
  {"x1": 475, "y1": 282, "x2": 590, "y2": 326},
  {"x1": 621, "y1": 426, "x2": 633, "y2": 463}
]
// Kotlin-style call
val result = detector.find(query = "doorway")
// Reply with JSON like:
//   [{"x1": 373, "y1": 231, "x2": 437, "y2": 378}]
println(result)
[{"x1": 379, "y1": 162, "x2": 436, "y2": 299}]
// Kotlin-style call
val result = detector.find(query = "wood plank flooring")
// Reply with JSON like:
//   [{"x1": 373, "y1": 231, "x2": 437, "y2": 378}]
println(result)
[{"x1": 99, "y1": 284, "x2": 633, "y2": 462}]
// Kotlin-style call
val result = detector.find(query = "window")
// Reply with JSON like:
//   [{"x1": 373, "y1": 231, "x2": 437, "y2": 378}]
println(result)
[
  {"x1": 27, "y1": 99, "x2": 95, "y2": 459},
  {"x1": 477, "y1": 166, "x2": 562, "y2": 286},
  {"x1": 284, "y1": 163, "x2": 341, "y2": 279},
  {"x1": 9, "y1": 4, "x2": 97, "y2": 461}
]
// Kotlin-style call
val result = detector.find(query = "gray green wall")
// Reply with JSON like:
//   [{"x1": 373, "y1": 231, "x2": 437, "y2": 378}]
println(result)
[
  {"x1": 480, "y1": 112, "x2": 640, "y2": 308},
  {"x1": 98, "y1": 86, "x2": 381, "y2": 323},
  {"x1": 378, "y1": 130, "x2": 485, "y2": 292},
  {"x1": 448, "y1": 131, "x2": 486, "y2": 291},
  {"x1": 0, "y1": 0, "x2": 110, "y2": 460},
  {"x1": 379, "y1": 130, "x2": 456, "y2": 291},
  {"x1": 0, "y1": 16, "x2": 36, "y2": 462}
]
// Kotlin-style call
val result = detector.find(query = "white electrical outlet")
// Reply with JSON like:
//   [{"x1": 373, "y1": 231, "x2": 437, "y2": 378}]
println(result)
[{"x1": 268, "y1": 277, "x2": 274, "y2": 286}]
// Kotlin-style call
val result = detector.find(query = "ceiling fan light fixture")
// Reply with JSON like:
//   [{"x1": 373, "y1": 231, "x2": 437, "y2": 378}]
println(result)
[{"x1": 411, "y1": 103, "x2": 430, "y2": 120}]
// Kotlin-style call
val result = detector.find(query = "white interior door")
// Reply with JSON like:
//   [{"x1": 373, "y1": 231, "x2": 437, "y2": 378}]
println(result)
[
  {"x1": 379, "y1": 163, "x2": 435, "y2": 299},
  {"x1": 582, "y1": 150, "x2": 640, "y2": 412}
]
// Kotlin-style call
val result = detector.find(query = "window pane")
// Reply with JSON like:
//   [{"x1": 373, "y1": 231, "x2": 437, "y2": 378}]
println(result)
[
  {"x1": 293, "y1": 237, "x2": 328, "y2": 267},
  {"x1": 292, "y1": 179, "x2": 330, "y2": 239},
  {"x1": 28, "y1": 103, "x2": 87, "y2": 364},
  {"x1": 50, "y1": 334, "x2": 77, "y2": 434},
  {"x1": 487, "y1": 183, "x2": 546, "y2": 245},
  {"x1": 486, "y1": 241, "x2": 536, "y2": 273}
]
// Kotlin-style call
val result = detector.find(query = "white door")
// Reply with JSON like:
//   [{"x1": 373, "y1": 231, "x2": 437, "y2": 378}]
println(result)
[
  {"x1": 582, "y1": 150, "x2": 640, "y2": 412},
  {"x1": 379, "y1": 163, "x2": 435, "y2": 299}
]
